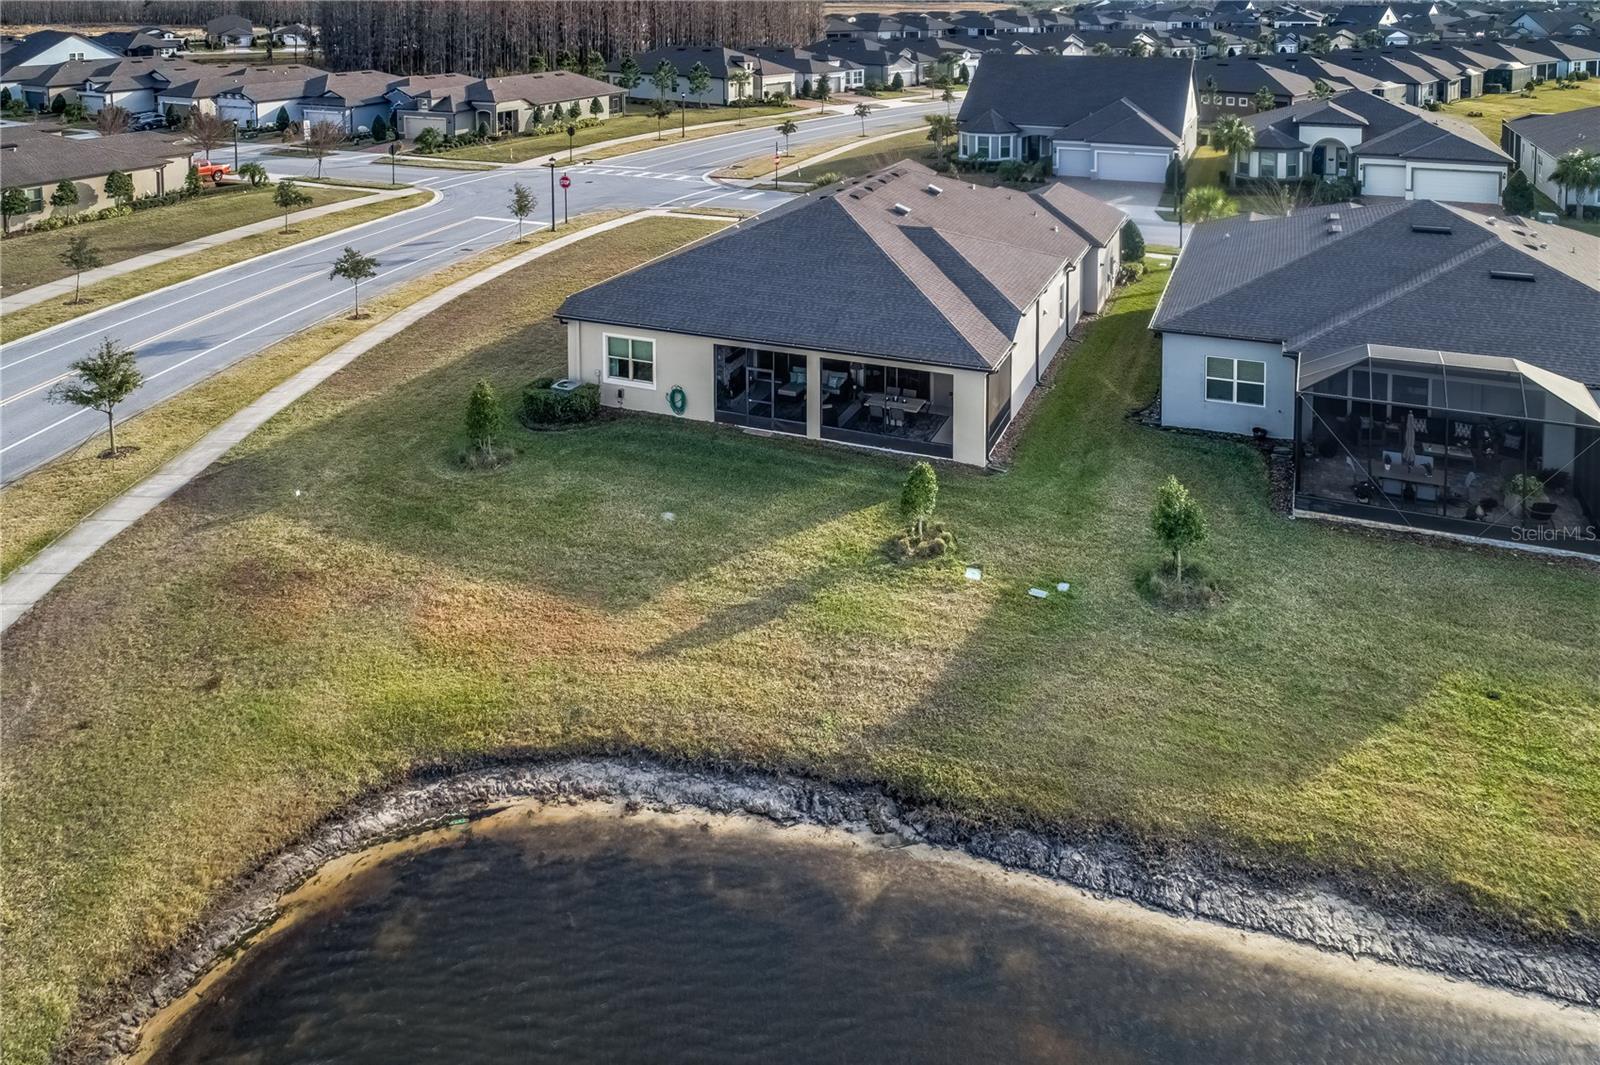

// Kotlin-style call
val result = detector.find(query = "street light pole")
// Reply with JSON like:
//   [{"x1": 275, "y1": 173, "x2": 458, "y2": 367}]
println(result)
[
  {"x1": 388, "y1": 142, "x2": 397, "y2": 185},
  {"x1": 680, "y1": 91, "x2": 686, "y2": 138},
  {"x1": 545, "y1": 159, "x2": 557, "y2": 231},
  {"x1": 232, "y1": 124, "x2": 238, "y2": 171}
]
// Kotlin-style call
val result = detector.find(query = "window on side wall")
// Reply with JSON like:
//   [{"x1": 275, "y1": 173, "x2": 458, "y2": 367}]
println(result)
[
  {"x1": 1205, "y1": 356, "x2": 1265, "y2": 405},
  {"x1": 605, "y1": 334, "x2": 655, "y2": 385}
]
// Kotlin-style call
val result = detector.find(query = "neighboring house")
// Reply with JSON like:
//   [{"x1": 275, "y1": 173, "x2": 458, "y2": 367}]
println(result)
[
  {"x1": 805, "y1": 39, "x2": 923, "y2": 87},
  {"x1": 555, "y1": 160, "x2": 1126, "y2": 467},
  {"x1": 299, "y1": 70, "x2": 403, "y2": 133},
  {"x1": 1234, "y1": 90, "x2": 1510, "y2": 203},
  {"x1": 609, "y1": 47, "x2": 791, "y2": 105},
  {"x1": 204, "y1": 16, "x2": 256, "y2": 49},
  {"x1": 0, "y1": 30, "x2": 121, "y2": 77},
  {"x1": 1502, "y1": 106, "x2": 1600, "y2": 212},
  {"x1": 746, "y1": 47, "x2": 850, "y2": 94},
  {"x1": 391, "y1": 71, "x2": 621, "y2": 138},
  {"x1": 957, "y1": 55, "x2": 1198, "y2": 183},
  {"x1": 75, "y1": 57, "x2": 185, "y2": 115},
  {"x1": 121, "y1": 28, "x2": 188, "y2": 58},
  {"x1": 1193, "y1": 56, "x2": 1320, "y2": 122},
  {"x1": 154, "y1": 63, "x2": 327, "y2": 123},
  {"x1": 0, "y1": 126, "x2": 190, "y2": 225},
  {"x1": 272, "y1": 24, "x2": 316, "y2": 50},
  {"x1": 1151, "y1": 200, "x2": 1600, "y2": 554}
]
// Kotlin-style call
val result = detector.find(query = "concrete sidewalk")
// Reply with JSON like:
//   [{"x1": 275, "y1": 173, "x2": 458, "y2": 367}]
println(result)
[
  {"x1": 1, "y1": 184, "x2": 414, "y2": 312},
  {"x1": 0, "y1": 209, "x2": 722, "y2": 632}
]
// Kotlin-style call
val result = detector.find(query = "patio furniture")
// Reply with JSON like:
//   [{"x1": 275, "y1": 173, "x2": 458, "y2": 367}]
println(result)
[{"x1": 777, "y1": 366, "x2": 806, "y2": 400}]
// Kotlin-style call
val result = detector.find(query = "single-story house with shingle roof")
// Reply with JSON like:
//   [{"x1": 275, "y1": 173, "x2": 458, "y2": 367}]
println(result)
[
  {"x1": 1232, "y1": 89, "x2": 1510, "y2": 203},
  {"x1": 390, "y1": 70, "x2": 621, "y2": 138},
  {"x1": 1151, "y1": 200, "x2": 1600, "y2": 554},
  {"x1": 957, "y1": 54, "x2": 1197, "y2": 182},
  {"x1": 608, "y1": 47, "x2": 795, "y2": 104},
  {"x1": 204, "y1": 16, "x2": 256, "y2": 49},
  {"x1": 1502, "y1": 105, "x2": 1600, "y2": 213},
  {"x1": 0, "y1": 127, "x2": 190, "y2": 227},
  {"x1": 556, "y1": 160, "x2": 1126, "y2": 466}
]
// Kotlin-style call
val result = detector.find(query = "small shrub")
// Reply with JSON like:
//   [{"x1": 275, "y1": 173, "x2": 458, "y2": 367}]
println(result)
[
  {"x1": 1120, "y1": 219, "x2": 1145, "y2": 262},
  {"x1": 521, "y1": 380, "x2": 600, "y2": 427},
  {"x1": 1116, "y1": 261, "x2": 1145, "y2": 285},
  {"x1": 1466, "y1": 109, "x2": 1485, "y2": 118},
  {"x1": 888, "y1": 522, "x2": 956, "y2": 562},
  {"x1": 808, "y1": 171, "x2": 841, "y2": 189}
]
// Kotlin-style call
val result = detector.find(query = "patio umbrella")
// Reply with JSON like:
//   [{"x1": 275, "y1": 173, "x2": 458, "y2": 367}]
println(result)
[{"x1": 1402, "y1": 413, "x2": 1420, "y2": 466}]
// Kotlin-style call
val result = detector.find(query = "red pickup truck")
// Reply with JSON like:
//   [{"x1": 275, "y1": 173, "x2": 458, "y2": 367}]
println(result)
[{"x1": 193, "y1": 161, "x2": 232, "y2": 184}]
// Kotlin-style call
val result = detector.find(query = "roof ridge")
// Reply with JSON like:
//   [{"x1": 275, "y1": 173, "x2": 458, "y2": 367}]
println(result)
[{"x1": 1286, "y1": 233, "x2": 1496, "y2": 351}]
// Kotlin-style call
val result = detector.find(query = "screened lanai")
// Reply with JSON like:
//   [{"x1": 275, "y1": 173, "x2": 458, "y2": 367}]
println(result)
[{"x1": 1294, "y1": 344, "x2": 1600, "y2": 554}]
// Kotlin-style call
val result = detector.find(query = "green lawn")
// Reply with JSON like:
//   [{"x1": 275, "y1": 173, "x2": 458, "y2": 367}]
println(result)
[
  {"x1": 3, "y1": 221, "x2": 1598, "y2": 1064},
  {"x1": 798, "y1": 128, "x2": 945, "y2": 182},
  {"x1": 436, "y1": 103, "x2": 802, "y2": 163},
  {"x1": 1440, "y1": 77, "x2": 1600, "y2": 144},
  {"x1": 0, "y1": 184, "x2": 359, "y2": 297}
]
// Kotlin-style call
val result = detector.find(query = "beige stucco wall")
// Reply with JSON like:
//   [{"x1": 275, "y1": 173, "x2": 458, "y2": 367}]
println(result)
[
  {"x1": 17, "y1": 156, "x2": 186, "y2": 225},
  {"x1": 567, "y1": 319, "x2": 1003, "y2": 466}
]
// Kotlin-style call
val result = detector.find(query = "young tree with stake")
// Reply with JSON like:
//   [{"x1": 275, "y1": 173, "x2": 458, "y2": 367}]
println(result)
[
  {"x1": 304, "y1": 120, "x2": 345, "y2": 178},
  {"x1": 1151, "y1": 475, "x2": 1207, "y2": 585},
  {"x1": 508, "y1": 182, "x2": 536, "y2": 240},
  {"x1": 1, "y1": 186, "x2": 30, "y2": 234},
  {"x1": 686, "y1": 62, "x2": 712, "y2": 104},
  {"x1": 465, "y1": 379, "x2": 506, "y2": 458},
  {"x1": 729, "y1": 66, "x2": 752, "y2": 116},
  {"x1": 330, "y1": 246, "x2": 379, "y2": 318},
  {"x1": 48, "y1": 337, "x2": 143, "y2": 458},
  {"x1": 900, "y1": 462, "x2": 938, "y2": 540},
  {"x1": 854, "y1": 101, "x2": 873, "y2": 136},
  {"x1": 60, "y1": 234, "x2": 103, "y2": 303},
  {"x1": 274, "y1": 178, "x2": 312, "y2": 232},
  {"x1": 617, "y1": 54, "x2": 641, "y2": 114},
  {"x1": 186, "y1": 111, "x2": 234, "y2": 160}
]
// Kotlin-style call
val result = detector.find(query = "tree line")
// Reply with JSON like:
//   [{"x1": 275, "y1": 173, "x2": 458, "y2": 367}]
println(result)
[
  {"x1": 0, "y1": 1, "x2": 311, "y2": 28},
  {"x1": 314, "y1": 1, "x2": 824, "y2": 77}
]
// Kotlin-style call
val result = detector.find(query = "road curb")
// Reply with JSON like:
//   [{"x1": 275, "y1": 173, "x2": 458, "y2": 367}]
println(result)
[
  {"x1": 0, "y1": 187, "x2": 443, "y2": 346},
  {"x1": 0, "y1": 209, "x2": 721, "y2": 631}
]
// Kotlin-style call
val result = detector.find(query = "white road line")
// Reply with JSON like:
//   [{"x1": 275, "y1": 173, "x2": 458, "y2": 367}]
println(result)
[
  {"x1": 0, "y1": 200, "x2": 452, "y2": 364},
  {"x1": 739, "y1": 193, "x2": 761, "y2": 200},
  {"x1": 1, "y1": 218, "x2": 520, "y2": 457},
  {"x1": 0, "y1": 213, "x2": 472, "y2": 376}
]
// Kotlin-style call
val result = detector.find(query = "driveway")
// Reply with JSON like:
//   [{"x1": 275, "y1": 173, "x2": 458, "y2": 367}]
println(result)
[{"x1": 1056, "y1": 178, "x2": 1180, "y2": 248}]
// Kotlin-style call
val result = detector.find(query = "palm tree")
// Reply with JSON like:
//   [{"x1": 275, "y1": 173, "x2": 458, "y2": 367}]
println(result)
[
  {"x1": 1550, "y1": 148, "x2": 1600, "y2": 213},
  {"x1": 728, "y1": 67, "x2": 752, "y2": 118},
  {"x1": 925, "y1": 113, "x2": 956, "y2": 156},
  {"x1": 1209, "y1": 114, "x2": 1256, "y2": 186},
  {"x1": 776, "y1": 119, "x2": 798, "y2": 156},
  {"x1": 1183, "y1": 185, "x2": 1238, "y2": 223},
  {"x1": 853, "y1": 101, "x2": 873, "y2": 136},
  {"x1": 941, "y1": 86, "x2": 955, "y2": 116}
]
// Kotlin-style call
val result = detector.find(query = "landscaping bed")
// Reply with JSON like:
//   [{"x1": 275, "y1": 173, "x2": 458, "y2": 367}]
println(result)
[{"x1": 3, "y1": 219, "x2": 1597, "y2": 1065}]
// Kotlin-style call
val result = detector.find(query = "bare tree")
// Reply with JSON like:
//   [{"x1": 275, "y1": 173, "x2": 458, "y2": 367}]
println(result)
[
  {"x1": 94, "y1": 104, "x2": 130, "y2": 135},
  {"x1": 186, "y1": 111, "x2": 234, "y2": 160},
  {"x1": 304, "y1": 120, "x2": 345, "y2": 179}
]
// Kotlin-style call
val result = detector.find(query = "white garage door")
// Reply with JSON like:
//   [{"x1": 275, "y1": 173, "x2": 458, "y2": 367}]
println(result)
[
  {"x1": 1054, "y1": 146, "x2": 1092, "y2": 177},
  {"x1": 1095, "y1": 150, "x2": 1168, "y2": 183},
  {"x1": 1361, "y1": 163, "x2": 1406, "y2": 197},
  {"x1": 1412, "y1": 167, "x2": 1500, "y2": 204}
]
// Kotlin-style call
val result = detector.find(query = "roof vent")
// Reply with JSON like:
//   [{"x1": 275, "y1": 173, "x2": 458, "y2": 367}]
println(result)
[
  {"x1": 1410, "y1": 223, "x2": 1452, "y2": 234},
  {"x1": 892, "y1": 202, "x2": 912, "y2": 215},
  {"x1": 1327, "y1": 223, "x2": 1343, "y2": 234},
  {"x1": 1325, "y1": 212, "x2": 1340, "y2": 221},
  {"x1": 925, "y1": 182, "x2": 943, "y2": 195},
  {"x1": 1489, "y1": 269, "x2": 1535, "y2": 282}
]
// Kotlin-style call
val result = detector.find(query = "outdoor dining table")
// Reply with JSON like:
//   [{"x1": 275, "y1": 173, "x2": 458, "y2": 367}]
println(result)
[{"x1": 864, "y1": 392, "x2": 927, "y2": 414}]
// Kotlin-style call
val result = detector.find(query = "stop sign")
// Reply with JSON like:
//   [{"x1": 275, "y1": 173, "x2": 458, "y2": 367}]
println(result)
[{"x1": 559, "y1": 174, "x2": 571, "y2": 189}]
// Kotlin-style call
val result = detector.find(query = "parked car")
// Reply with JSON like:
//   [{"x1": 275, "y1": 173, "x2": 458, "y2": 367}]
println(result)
[{"x1": 130, "y1": 112, "x2": 166, "y2": 132}]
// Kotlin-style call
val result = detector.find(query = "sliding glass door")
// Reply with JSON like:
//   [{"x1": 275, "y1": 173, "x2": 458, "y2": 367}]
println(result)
[{"x1": 714, "y1": 345, "x2": 806, "y2": 435}]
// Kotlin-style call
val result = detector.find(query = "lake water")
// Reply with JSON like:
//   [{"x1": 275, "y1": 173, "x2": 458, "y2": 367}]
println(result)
[{"x1": 143, "y1": 805, "x2": 1599, "y2": 1065}]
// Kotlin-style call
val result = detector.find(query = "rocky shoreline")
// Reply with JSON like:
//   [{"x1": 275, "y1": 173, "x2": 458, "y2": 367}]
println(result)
[{"x1": 74, "y1": 756, "x2": 1600, "y2": 1062}]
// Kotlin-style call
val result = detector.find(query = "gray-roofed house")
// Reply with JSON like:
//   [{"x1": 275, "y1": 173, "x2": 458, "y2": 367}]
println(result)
[
  {"x1": 1231, "y1": 89, "x2": 1510, "y2": 203},
  {"x1": 389, "y1": 71, "x2": 621, "y2": 138},
  {"x1": 608, "y1": 47, "x2": 795, "y2": 105},
  {"x1": 556, "y1": 160, "x2": 1126, "y2": 466},
  {"x1": 1502, "y1": 106, "x2": 1600, "y2": 215},
  {"x1": 1151, "y1": 199, "x2": 1600, "y2": 554},
  {"x1": 0, "y1": 30, "x2": 121, "y2": 86},
  {"x1": 0, "y1": 126, "x2": 190, "y2": 227},
  {"x1": 956, "y1": 55, "x2": 1197, "y2": 182},
  {"x1": 204, "y1": 16, "x2": 257, "y2": 49}
]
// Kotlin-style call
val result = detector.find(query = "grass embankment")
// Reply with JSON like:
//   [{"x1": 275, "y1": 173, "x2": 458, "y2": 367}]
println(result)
[
  {"x1": 0, "y1": 191, "x2": 431, "y2": 344},
  {"x1": 4, "y1": 226, "x2": 1599, "y2": 1063},
  {"x1": 797, "y1": 128, "x2": 942, "y2": 182},
  {"x1": 439, "y1": 104, "x2": 802, "y2": 164},
  {"x1": 0, "y1": 209, "x2": 636, "y2": 579},
  {"x1": 712, "y1": 125, "x2": 925, "y2": 180},
  {"x1": 0, "y1": 185, "x2": 359, "y2": 297},
  {"x1": 1441, "y1": 77, "x2": 1600, "y2": 143}
]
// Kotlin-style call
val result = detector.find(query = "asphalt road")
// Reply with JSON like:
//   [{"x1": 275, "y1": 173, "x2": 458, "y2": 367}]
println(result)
[{"x1": 0, "y1": 100, "x2": 939, "y2": 481}]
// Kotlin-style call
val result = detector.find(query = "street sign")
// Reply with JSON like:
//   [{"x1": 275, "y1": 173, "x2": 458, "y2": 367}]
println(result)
[{"x1": 559, "y1": 173, "x2": 571, "y2": 189}]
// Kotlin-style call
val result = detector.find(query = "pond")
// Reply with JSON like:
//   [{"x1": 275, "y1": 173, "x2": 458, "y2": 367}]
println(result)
[{"x1": 140, "y1": 804, "x2": 1598, "y2": 1065}]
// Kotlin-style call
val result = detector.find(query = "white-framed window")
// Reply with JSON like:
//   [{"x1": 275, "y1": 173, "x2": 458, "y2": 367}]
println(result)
[
  {"x1": 1224, "y1": 95, "x2": 1235, "y2": 106},
  {"x1": 1285, "y1": 152, "x2": 1300, "y2": 178},
  {"x1": 1234, "y1": 152, "x2": 1250, "y2": 174},
  {"x1": 605, "y1": 333, "x2": 655, "y2": 386},
  {"x1": 1260, "y1": 152, "x2": 1277, "y2": 178},
  {"x1": 1205, "y1": 356, "x2": 1265, "y2": 405},
  {"x1": 961, "y1": 132, "x2": 1014, "y2": 160}
]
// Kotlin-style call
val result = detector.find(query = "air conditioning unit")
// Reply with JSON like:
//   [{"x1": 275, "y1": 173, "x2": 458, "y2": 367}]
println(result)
[{"x1": 550, "y1": 377, "x2": 582, "y2": 392}]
